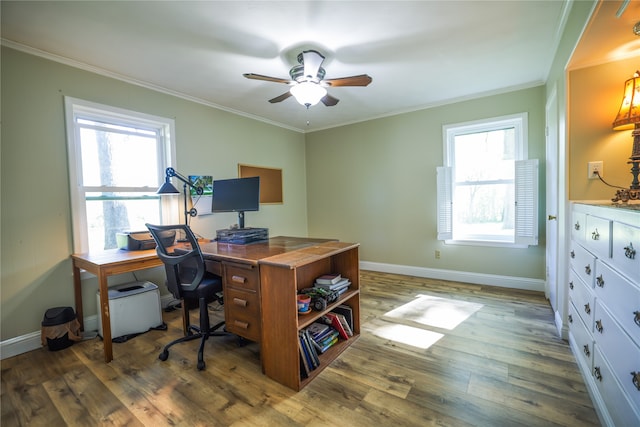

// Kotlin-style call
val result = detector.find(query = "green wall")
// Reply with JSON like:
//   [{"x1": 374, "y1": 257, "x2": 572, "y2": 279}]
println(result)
[
  {"x1": 305, "y1": 87, "x2": 546, "y2": 279},
  {"x1": 1, "y1": 47, "x2": 307, "y2": 340}
]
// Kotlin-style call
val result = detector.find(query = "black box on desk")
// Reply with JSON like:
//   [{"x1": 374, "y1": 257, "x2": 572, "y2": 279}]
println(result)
[{"x1": 216, "y1": 227, "x2": 269, "y2": 244}]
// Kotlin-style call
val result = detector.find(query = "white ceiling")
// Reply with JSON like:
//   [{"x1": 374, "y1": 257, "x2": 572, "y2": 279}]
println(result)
[{"x1": 2, "y1": 1, "x2": 638, "y2": 132}]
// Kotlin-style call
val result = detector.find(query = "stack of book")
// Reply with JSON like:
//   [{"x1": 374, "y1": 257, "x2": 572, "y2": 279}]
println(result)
[{"x1": 314, "y1": 273, "x2": 350, "y2": 295}]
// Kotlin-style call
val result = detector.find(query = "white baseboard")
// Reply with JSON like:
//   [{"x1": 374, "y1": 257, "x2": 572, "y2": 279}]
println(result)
[
  {"x1": 360, "y1": 260, "x2": 545, "y2": 292},
  {"x1": 0, "y1": 294, "x2": 176, "y2": 360}
]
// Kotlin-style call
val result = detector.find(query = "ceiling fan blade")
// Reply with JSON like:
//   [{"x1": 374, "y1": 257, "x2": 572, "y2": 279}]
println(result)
[
  {"x1": 321, "y1": 94, "x2": 339, "y2": 107},
  {"x1": 243, "y1": 73, "x2": 292, "y2": 84},
  {"x1": 268, "y1": 91, "x2": 293, "y2": 103},
  {"x1": 324, "y1": 74, "x2": 372, "y2": 87},
  {"x1": 302, "y1": 50, "x2": 325, "y2": 80}
]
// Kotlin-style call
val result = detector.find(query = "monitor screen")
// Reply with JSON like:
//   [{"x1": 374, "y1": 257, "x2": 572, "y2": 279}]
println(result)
[{"x1": 211, "y1": 176, "x2": 260, "y2": 213}]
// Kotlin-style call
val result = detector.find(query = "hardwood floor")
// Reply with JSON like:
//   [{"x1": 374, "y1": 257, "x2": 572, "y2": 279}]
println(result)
[{"x1": 1, "y1": 271, "x2": 599, "y2": 426}]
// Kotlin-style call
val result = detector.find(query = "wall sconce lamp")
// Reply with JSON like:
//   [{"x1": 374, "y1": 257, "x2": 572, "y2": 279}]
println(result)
[
  {"x1": 611, "y1": 71, "x2": 640, "y2": 203},
  {"x1": 157, "y1": 167, "x2": 203, "y2": 225}
]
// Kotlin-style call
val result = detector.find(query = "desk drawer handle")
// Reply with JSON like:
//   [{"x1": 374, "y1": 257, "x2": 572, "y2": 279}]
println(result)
[
  {"x1": 634, "y1": 311, "x2": 640, "y2": 327},
  {"x1": 584, "y1": 303, "x2": 591, "y2": 315},
  {"x1": 591, "y1": 229, "x2": 599, "y2": 240},
  {"x1": 574, "y1": 221, "x2": 580, "y2": 231},
  {"x1": 596, "y1": 275, "x2": 604, "y2": 288},
  {"x1": 595, "y1": 319, "x2": 603, "y2": 333},
  {"x1": 570, "y1": 250, "x2": 575, "y2": 259},
  {"x1": 232, "y1": 275, "x2": 246, "y2": 284},
  {"x1": 568, "y1": 314, "x2": 573, "y2": 323},
  {"x1": 585, "y1": 264, "x2": 591, "y2": 275},
  {"x1": 624, "y1": 242, "x2": 636, "y2": 260},
  {"x1": 233, "y1": 297, "x2": 248, "y2": 307},
  {"x1": 234, "y1": 320, "x2": 249, "y2": 329},
  {"x1": 583, "y1": 344, "x2": 590, "y2": 357},
  {"x1": 569, "y1": 281, "x2": 574, "y2": 290}
]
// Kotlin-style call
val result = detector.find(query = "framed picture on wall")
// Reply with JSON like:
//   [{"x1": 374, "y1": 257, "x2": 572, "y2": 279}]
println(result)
[{"x1": 238, "y1": 164, "x2": 283, "y2": 204}]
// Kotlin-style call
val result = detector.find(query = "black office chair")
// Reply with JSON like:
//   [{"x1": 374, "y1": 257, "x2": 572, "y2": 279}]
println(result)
[{"x1": 146, "y1": 223, "x2": 225, "y2": 371}]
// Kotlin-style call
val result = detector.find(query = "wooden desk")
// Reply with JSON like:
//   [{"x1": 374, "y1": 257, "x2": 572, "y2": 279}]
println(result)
[
  {"x1": 71, "y1": 248, "x2": 163, "y2": 363},
  {"x1": 71, "y1": 237, "x2": 360, "y2": 391}
]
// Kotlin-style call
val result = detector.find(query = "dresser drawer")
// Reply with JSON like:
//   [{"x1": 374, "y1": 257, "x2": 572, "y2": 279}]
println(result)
[
  {"x1": 593, "y1": 346, "x2": 640, "y2": 426},
  {"x1": 224, "y1": 288, "x2": 261, "y2": 342},
  {"x1": 224, "y1": 262, "x2": 259, "y2": 292},
  {"x1": 584, "y1": 215, "x2": 611, "y2": 260},
  {"x1": 569, "y1": 301, "x2": 594, "y2": 367},
  {"x1": 593, "y1": 301, "x2": 640, "y2": 411},
  {"x1": 594, "y1": 260, "x2": 640, "y2": 347},
  {"x1": 569, "y1": 270, "x2": 595, "y2": 331},
  {"x1": 612, "y1": 220, "x2": 640, "y2": 284},
  {"x1": 570, "y1": 242, "x2": 596, "y2": 288}
]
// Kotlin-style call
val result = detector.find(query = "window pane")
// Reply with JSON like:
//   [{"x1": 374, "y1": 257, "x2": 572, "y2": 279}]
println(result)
[
  {"x1": 452, "y1": 182, "x2": 515, "y2": 241},
  {"x1": 86, "y1": 192, "x2": 161, "y2": 252},
  {"x1": 79, "y1": 125, "x2": 160, "y2": 188},
  {"x1": 453, "y1": 128, "x2": 515, "y2": 182}
]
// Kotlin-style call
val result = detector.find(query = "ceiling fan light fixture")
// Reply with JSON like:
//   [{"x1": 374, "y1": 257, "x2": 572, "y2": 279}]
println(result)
[{"x1": 290, "y1": 81, "x2": 327, "y2": 107}]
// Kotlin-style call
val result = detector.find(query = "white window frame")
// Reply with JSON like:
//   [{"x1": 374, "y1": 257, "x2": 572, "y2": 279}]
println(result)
[
  {"x1": 64, "y1": 97, "x2": 177, "y2": 253},
  {"x1": 437, "y1": 113, "x2": 538, "y2": 248}
]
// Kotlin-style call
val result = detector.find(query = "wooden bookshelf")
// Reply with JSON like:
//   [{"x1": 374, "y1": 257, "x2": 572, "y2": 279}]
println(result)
[{"x1": 259, "y1": 242, "x2": 360, "y2": 391}]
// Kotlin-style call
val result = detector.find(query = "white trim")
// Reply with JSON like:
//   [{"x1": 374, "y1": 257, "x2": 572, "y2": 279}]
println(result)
[{"x1": 360, "y1": 260, "x2": 544, "y2": 292}]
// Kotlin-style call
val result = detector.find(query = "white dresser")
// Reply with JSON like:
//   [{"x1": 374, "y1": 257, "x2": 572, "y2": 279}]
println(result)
[{"x1": 568, "y1": 202, "x2": 640, "y2": 426}]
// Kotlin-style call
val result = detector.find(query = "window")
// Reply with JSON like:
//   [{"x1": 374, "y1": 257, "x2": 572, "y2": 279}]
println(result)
[
  {"x1": 65, "y1": 97, "x2": 176, "y2": 253},
  {"x1": 437, "y1": 113, "x2": 538, "y2": 247}
]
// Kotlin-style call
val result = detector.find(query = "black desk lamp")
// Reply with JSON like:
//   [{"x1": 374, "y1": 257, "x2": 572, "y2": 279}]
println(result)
[{"x1": 157, "y1": 167, "x2": 204, "y2": 226}]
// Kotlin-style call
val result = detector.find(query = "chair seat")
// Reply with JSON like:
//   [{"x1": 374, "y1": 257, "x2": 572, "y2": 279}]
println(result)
[{"x1": 182, "y1": 274, "x2": 222, "y2": 302}]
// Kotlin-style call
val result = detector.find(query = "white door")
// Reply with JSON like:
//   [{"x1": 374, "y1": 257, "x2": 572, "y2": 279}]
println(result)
[{"x1": 545, "y1": 87, "x2": 559, "y2": 311}]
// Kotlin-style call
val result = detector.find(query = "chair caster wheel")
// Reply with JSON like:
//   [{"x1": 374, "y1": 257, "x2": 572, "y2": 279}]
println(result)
[
  {"x1": 197, "y1": 360, "x2": 205, "y2": 371},
  {"x1": 159, "y1": 351, "x2": 168, "y2": 361}
]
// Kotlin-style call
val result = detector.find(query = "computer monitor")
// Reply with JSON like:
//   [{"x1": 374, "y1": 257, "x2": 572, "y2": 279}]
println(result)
[{"x1": 211, "y1": 176, "x2": 260, "y2": 228}]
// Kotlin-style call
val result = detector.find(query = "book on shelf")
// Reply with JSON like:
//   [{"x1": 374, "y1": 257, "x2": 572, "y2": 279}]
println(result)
[
  {"x1": 301, "y1": 329, "x2": 320, "y2": 368},
  {"x1": 298, "y1": 338, "x2": 310, "y2": 378},
  {"x1": 324, "y1": 312, "x2": 350, "y2": 340},
  {"x1": 314, "y1": 277, "x2": 350, "y2": 291},
  {"x1": 332, "y1": 304, "x2": 353, "y2": 330},
  {"x1": 310, "y1": 329, "x2": 339, "y2": 353},
  {"x1": 332, "y1": 312, "x2": 353, "y2": 337},
  {"x1": 307, "y1": 322, "x2": 330, "y2": 339},
  {"x1": 298, "y1": 332, "x2": 314, "y2": 373},
  {"x1": 315, "y1": 273, "x2": 342, "y2": 285}
]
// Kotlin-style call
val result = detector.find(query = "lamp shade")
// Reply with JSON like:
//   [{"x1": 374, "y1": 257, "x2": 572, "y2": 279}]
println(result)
[
  {"x1": 290, "y1": 81, "x2": 327, "y2": 107},
  {"x1": 157, "y1": 178, "x2": 179, "y2": 194},
  {"x1": 612, "y1": 72, "x2": 640, "y2": 131}
]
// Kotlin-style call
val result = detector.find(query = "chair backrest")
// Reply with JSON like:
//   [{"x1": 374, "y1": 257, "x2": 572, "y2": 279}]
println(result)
[{"x1": 145, "y1": 223, "x2": 206, "y2": 299}]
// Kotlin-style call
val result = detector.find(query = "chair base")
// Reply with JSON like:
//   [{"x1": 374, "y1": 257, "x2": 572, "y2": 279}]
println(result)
[{"x1": 159, "y1": 296, "x2": 227, "y2": 370}]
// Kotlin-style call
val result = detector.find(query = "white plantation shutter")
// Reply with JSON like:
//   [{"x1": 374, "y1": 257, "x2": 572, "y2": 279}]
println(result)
[
  {"x1": 514, "y1": 159, "x2": 538, "y2": 245},
  {"x1": 436, "y1": 166, "x2": 452, "y2": 240}
]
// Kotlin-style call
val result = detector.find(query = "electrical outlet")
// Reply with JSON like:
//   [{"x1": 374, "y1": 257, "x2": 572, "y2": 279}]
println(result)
[
  {"x1": 588, "y1": 161, "x2": 603, "y2": 180},
  {"x1": 435, "y1": 250, "x2": 441, "y2": 259}
]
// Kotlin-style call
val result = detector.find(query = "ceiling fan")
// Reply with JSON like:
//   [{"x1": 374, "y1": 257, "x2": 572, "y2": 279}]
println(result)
[{"x1": 243, "y1": 50, "x2": 372, "y2": 108}]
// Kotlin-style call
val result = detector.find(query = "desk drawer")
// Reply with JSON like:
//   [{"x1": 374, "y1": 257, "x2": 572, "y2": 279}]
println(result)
[
  {"x1": 204, "y1": 259, "x2": 222, "y2": 276},
  {"x1": 569, "y1": 269, "x2": 595, "y2": 330},
  {"x1": 612, "y1": 220, "x2": 640, "y2": 283},
  {"x1": 224, "y1": 288, "x2": 261, "y2": 342},
  {"x1": 569, "y1": 300, "x2": 594, "y2": 367},
  {"x1": 584, "y1": 215, "x2": 611, "y2": 260},
  {"x1": 570, "y1": 242, "x2": 596, "y2": 288},
  {"x1": 224, "y1": 262, "x2": 259, "y2": 292}
]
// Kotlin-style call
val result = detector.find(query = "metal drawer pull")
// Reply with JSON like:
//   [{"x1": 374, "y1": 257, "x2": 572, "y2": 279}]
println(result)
[
  {"x1": 233, "y1": 320, "x2": 249, "y2": 329},
  {"x1": 231, "y1": 275, "x2": 247, "y2": 284},
  {"x1": 624, "y1": 242, "x2": 636, "y2": 260},
  {"x1": 233, "y1": 298, "x2": 248, "y2": 307},
  {"x1": 574, "y1": 221, "x2": 580, "y2": 231},
  {"x1": 632, "y1": 372, "x2": 640, "y2": 391},
  {"x1": 591, "y1": 229, "x2": 599, "y2": 240},
  {"x1": 595, "y1": 319, "x2": 603, "y2": 333},
  {"x1": 583, "y1": 344, "x2": 590, "y2": 357},
  {"x1": 569, "y1": 281, "x2": 574, "y2": 290},
  {"x1": 596, "y1": 275, "x2": 604, "y2": 288},
  {"x1": 584, "y1": 303, "x2": 591, "y2": 315},
  {"x1": 585, "y1": 264, "x2": 591, "y2": 275},
  {"x1": 594, "y1": 366, "x2": 602, "y2": 381},
  {"x1": 568, "y1": 314, "x2": 573, "y2": 323},
  {"x1": 634, "y1": 311, "x2": 640, "y2": 327},
  {"x1": 570, "y1": 250, "x2": 575, "y2": 259}
]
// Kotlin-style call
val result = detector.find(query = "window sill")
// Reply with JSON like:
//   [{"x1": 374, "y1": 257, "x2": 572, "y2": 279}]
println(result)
[{"x1": 444, "y1": 239, "x2": 529, "y2": 249}]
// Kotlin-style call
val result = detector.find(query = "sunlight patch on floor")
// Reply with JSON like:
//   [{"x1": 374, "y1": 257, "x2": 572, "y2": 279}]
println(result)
[
  {"x1": 371, "y1": 322, "x2": 444, "y2": 350},
  {"x1": 382, "y1": 294, "x2": 484, "y2": 330}
]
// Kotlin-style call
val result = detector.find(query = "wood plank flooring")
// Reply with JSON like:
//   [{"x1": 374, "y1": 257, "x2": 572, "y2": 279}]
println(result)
[{"x1": 1, "y1": 271, "x2": 599, "y2": 426}]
